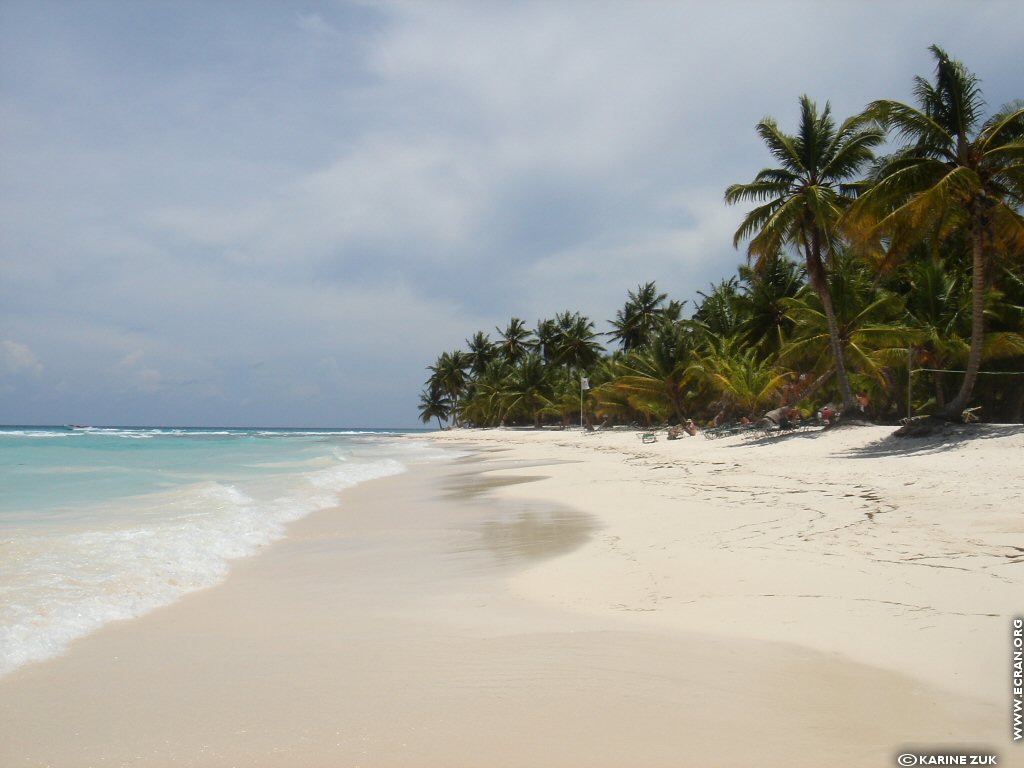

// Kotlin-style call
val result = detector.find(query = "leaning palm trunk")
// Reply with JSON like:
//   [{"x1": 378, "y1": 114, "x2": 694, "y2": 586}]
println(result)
[
  {"x1": 943, "y1": 223, "x2": 987, "y2": 420},
  {"x1": 849, "y1": 49, "x2": 1024, "y2": 421},
  {"x1": 806, "y1": 240, "x2": 855, "y2": 411},
  {"x1": 725, "y1": 97, "x2": 881, "y2": 417},
  {"x1": 785, "y1": 367, "x2": 835, "y2": 407},
  {"x1": 933, "y1": 371, "x2": 947, "y2": 410},
  {"x1": 819, "y1": 287, "x2": 856, "y2": 411}
]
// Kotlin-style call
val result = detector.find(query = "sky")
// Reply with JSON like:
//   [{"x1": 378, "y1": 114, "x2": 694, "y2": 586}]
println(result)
[{"x1": 1, "y1": 1, "x2": 1021, "y2": 428}]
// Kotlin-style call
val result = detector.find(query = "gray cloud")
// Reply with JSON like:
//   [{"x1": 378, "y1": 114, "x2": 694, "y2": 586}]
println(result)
[{"x1": 1, "y1": 0, "x2": 1021, "y2": 426}]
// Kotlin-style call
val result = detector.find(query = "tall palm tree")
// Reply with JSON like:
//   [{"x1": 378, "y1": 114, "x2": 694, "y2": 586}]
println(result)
[
  {"x1": 503, "y1": 353, "x2": 555, "y2": 428},
  {"x1": 852, "y1": 45, "x2": 1024, "y2": 419},
  {"x1": 615, "y1": 320, "x2": 693, "y2": 424},
  {"x1": 465, "y1": 331, "x2": 495, "y2": 377},
  {"x1": 418, "y1": 385, "x2": 451, "y2": 429},
  {"x1": 497, "y1": 317, "x2": 535, "y2": 365},
  {"x1": 427, "y1": 350, "x2": 469, "y2": 426},
  {"x1": 692, "y1": 277, "x2": 744, "y2": 341},
  {"x1": 726, "y1": 95, "x2": 884, "y2": 411},
  {"x1": 460, "y1": 357, "x2": 514, "y2": 427},
  {"x1": 552, "y1": 310, "x2": 604, "y2": 372},
  {"x1": 534, "y1": 318, "x2": 561, "y2": 363},
  {"x1": 608, "y1": 282, "x2": 681, "y2": 351},
  {"x1": 781, "y1": 250, "x2": 916, "y2": 403}
]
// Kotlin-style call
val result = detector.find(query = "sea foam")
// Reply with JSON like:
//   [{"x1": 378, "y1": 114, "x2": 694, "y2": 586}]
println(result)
[{"x1": 0, "y1": 433, "x2": 408, "y2": 677}]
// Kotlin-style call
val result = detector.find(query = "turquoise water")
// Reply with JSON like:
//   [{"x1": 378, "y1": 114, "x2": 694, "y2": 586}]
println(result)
[{"x1": 0, "y1": 426, "x2": 439, "y2": 676}]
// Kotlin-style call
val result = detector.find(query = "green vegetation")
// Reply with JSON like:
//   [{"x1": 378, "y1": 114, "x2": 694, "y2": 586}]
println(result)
[{"x1": 420, "y1": 47, "x2": 1024, "y2": 429}]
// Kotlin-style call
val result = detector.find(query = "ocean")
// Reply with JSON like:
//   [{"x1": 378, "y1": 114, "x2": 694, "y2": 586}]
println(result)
[{"x1": 0, "y1": 425, "x2": 439, "y2": 677}]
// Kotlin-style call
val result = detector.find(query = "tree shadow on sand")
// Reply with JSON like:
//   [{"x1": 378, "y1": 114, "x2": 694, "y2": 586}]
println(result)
[{"x1": 830, "y1": 423, "x2": 1023, "y2": 459}]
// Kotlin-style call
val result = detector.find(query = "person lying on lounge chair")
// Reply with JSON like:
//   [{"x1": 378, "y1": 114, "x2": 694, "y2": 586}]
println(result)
[{"x1": 763, "y1": 406, "x2": 799, "y2": 430}]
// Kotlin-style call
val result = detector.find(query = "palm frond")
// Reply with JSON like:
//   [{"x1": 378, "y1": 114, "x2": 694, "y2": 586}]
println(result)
[
  {"x1": 867, "y1": 99, "x2": 953, "y2": 156},
  {"x1": 756, "y1": 118, "x2": 806, "y2": 175},
  {"x1": 976, "y1": 104, "x2": 1024, "y2": 153}
]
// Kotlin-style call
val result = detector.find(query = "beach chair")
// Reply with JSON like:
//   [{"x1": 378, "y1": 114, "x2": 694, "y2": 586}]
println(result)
[
  {"x1": 703, "y1": 421, "x2": 759, "y2": 439},
  {"x1": 702, "y1": 423, "x2": 733, "y2": 439}
]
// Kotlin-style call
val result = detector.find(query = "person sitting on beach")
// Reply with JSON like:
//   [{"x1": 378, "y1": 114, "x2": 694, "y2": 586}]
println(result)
[
  {"x1": 684, "y1": 419, "x2": 698, "y2": 436},
  {"x1": 778, "y1": 407, "x2": 800, "y2": 430},
  {"x1": 856, "y1": 392, "x2": 870, "y2": 414},
  {"x1": 762, "y1": 406, "x2": 789, "y2": 429}
]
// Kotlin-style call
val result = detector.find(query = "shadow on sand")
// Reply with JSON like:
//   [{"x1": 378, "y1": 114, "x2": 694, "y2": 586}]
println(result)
[
  {"x1": 831, "y1": 423, "x2": 1023, "y2": 459},
  {"x1": 725, "y1": 421, "x2": 1022, "y2": 459}
]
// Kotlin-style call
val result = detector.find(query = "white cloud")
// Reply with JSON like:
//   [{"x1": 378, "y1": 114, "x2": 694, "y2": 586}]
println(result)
[
  {"x1": 1, "y1": 0, "x2": 1022, "y2": 426},
  {"x1": 116, "y1": 351, "x2": 164, "y2": 394},
  {"x1": 0, "y1": 340, "x2": 43, "y2": 377}
]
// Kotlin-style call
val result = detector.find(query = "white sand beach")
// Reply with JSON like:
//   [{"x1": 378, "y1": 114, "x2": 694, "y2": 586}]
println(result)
[{"x1": 1, "y1": 424, "x2": 1020, "y2": 766}]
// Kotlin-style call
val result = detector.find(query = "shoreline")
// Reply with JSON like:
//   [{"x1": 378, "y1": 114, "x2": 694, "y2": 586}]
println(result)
[
  {"x1": 423, "y1": 425, "x2": 1022, "y2": 702},
  {"x1": 1, "y1": 425, "x2": 1018, "y2": 765}
]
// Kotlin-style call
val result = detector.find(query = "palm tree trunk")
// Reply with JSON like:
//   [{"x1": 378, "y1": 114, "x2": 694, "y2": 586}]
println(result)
[
  {"x1": 449, "y1": 394, "x2": 461, "y2": 428},
  {"x1": 668, "y1": 382, "x2": 685, "y2": 424},
  {"x1": 821, "y1": 289, "x2": 856, "y2": 411},
  {"x1": 933, "y1": 372, "x2": 946, "y2": 410},
  {"x1": 805, "y1": 240, "x2": 855, "y2": 411},
  {"x1": 944, "y1": 223, "x2": 986, "y2": 420}
]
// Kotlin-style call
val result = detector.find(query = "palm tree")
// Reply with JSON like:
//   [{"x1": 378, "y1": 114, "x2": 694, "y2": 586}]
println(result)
[
  {"x1": 552, "y1": 311, "x2": 604, "y2": 372},
  {"x1": 608, "y1": 282, "x2": 681, "y2": 351},
  {"x1": 689, "y1": 337, "x2": 791, "y2": 421},
  {"x1": 465, "y1": 331, "x2": 495, "y2": 377},
  {"x1": 503, "y1": 353, "x2": 555, "y2": 428},
  {"x1": 692, "y1": 277, "x2": 743, "y2": 341},
  {"x1": 615, "y1": 320, "x2": 694, "y2": 424},
  {"x1": 541, "y1": 367, "x2": 587, "y2": 427},
  {"x1": 427, "y1": 350, "x2": 468, "y2": 426},
  {"x1": 781, "y1": 250, "x2": 917, "y2": 410},
  {"x1": 736, "y1": 255, "x2": 805, "y2": 356},
  {"x1": 898, "y1": 255, "x2": 972, "y2": 412},
  {"x1": 497, "y1": 317, "x2": 535, "y2": 365},
  {"x1": 726, "y1": 95, "x2": 884, "y2": 411},
  {"x1": 977, "y1": 267, "x2": 1024, "y2": 421},
  {"x1": 852, "y1": 45, "x2": 1024, "y2": 419},
  {"x1": 418, "y1": 385, "x2": 451, "y2": 429},
  {"x1": 461, "y1": 357, "x2": 514, "y2": 427},
  {"x1": 534, "y1": 318, "x2": 561, "y2": 363}
]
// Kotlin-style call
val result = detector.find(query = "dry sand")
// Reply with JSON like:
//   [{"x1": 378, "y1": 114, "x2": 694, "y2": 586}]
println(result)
[{"x1": 1, "y1": 423, "x2": 1020, "y2": 767}]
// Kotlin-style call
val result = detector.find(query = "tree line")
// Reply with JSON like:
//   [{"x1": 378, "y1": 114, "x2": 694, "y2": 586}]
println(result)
[{"x1": 420, "y1": 46, "x2": 1024, "y2": 430}]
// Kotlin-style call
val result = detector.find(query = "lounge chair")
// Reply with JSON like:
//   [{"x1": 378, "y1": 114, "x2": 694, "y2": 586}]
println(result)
[{"x1": 701, "y1": 421, "x2": 759, "y2": 439}]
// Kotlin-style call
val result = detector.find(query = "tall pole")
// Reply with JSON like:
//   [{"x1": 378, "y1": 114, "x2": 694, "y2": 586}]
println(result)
[
  {"x1": 580, "y1": 375, "x2": 589, "y2": 431},
  {"x1": 907, "y1": 346, "x2": 914, "y2": 420}
]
